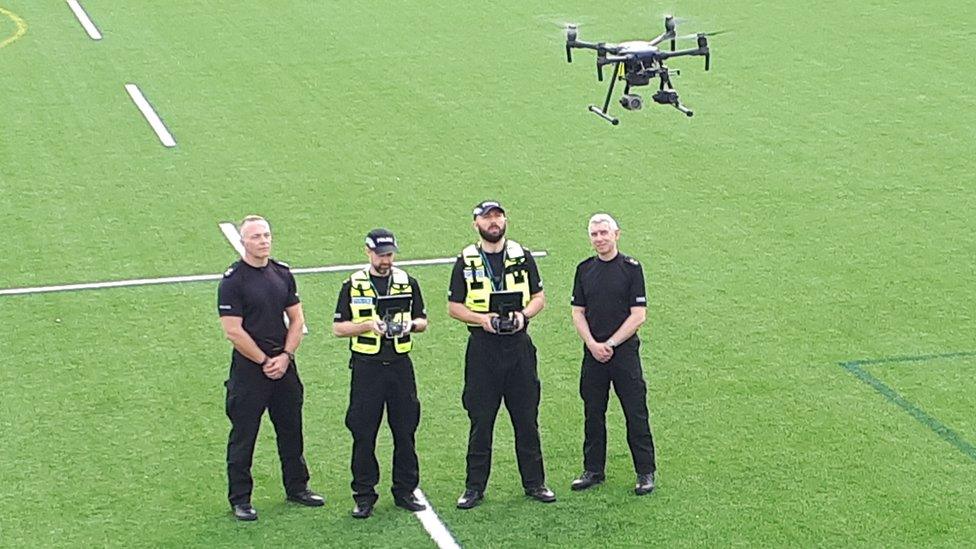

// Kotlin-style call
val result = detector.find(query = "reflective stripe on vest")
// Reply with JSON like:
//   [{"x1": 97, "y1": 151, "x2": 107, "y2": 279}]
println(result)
[
  {"x1": 461, "y1": 239, "x2": 531, "y2": 320},
  {"x1": 348, "y1": 267, "x2": 413, "y2": 354}
]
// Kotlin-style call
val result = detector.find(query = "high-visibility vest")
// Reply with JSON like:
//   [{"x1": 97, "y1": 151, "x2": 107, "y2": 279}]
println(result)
[
  {"x1": 460, "y1": 239, "x2": 531, "y2": 320},
  {"x1": 347, "y1": 267, "x2": 413, "y2": 354}
]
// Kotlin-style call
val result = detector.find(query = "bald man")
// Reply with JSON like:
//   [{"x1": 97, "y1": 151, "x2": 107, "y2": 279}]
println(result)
[{"x1": 217, "y1": 215, "x2": 323, "y2": 521}]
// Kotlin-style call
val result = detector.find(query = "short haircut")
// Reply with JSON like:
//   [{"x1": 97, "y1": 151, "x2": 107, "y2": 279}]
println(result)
[
  {"x1": 588, "y1": 213, "x2": 619, "y2": 232},
  {"x1": 239, "y1": 215, "x2": 270, "y2": 237}
]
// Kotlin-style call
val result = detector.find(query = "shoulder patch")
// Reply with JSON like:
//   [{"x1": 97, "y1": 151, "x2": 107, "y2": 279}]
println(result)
[
  {"x1": 270, "y1": 258, "x2": 291, "y2": 269},
  {"x1": 625, "y1": 256, "x2": 640, "y2": 266},
  {"x1": 223, "y1": 261, "x2": 241, "y2": 278}
]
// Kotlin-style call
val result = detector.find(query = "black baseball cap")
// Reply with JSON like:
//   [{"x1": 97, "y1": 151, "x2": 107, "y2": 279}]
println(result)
[
  {"x1": 472, "y1": 200, "x2": 505, "y2": 218},
  {"x1": 365, "y1": 228, "x2": 398, "y2": 254}
]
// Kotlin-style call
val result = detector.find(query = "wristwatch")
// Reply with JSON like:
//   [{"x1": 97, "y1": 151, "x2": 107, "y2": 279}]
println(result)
[
  {"x1": 606, "y1": 338, "x2": 618, "y2": 348},
  {"x1": 284, "y1": 350, "x2": 296, "y2": 362}
]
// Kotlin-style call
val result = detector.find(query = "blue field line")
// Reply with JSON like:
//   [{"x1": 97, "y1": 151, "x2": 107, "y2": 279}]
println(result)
[
  {"x1": 839, "y1": 353, "x2": 976, "y2": 463},
  {"x1": 842, "y1": 350, "x2": 976, "y2": 367}
]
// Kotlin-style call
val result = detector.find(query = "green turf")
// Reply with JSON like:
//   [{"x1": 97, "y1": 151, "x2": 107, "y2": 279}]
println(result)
[
  {"x1": 859, "y1": 357, "x2": 976, "y2": 450},
  {"x1": 2, "y1": 0, "x2": 976, "y2": 546}
]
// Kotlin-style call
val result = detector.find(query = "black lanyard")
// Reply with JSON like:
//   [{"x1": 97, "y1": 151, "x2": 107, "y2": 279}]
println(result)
[
  {"x1": 367, "y1": 271, "x2": 391, "y2": 297},
  {"x1": 478, "y1": 246, "x2": 506, "y2": 291}
]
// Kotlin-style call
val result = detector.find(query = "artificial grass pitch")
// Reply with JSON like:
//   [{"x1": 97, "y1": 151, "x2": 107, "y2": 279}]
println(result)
[{"x1": 2, "y1": 0, "x2": 976, "y2": 546}]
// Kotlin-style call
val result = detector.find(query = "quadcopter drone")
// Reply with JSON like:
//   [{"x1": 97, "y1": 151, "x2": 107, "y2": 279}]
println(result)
[{"x1": 565, "y1": 15, "x2": 718, "y2": 125}]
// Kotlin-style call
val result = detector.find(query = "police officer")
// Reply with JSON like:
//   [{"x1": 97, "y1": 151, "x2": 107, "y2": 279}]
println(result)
[
  {"x1": 448, "y1": 200, "x2": 556, "y2": 509},
  {"x1": 217, "y1": 215, "x2": 323, "y2": 521},
  {"x1": 569, "y1": 213, "x2": 657, "y2": 495},
  {"x1": 332, "y1": 229, "x2": 428, "y2": 519}
]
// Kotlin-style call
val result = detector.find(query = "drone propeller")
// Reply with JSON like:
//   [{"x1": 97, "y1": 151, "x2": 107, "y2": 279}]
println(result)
[
  {"x1": 565, "y1": 24, "x2": 579, "y2": 62},
  {"x1": 673, "y1": 29, "x2": 730, "y2": 40},
  {"x1": 697, "y1": 33, "x2": 712, "y2": 71}
]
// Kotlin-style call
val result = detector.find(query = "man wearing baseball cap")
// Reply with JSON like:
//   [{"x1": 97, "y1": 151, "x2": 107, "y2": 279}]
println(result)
[
  {"x1": 447, "y1": 201, "x2": 556, "y2": 509},
  {"x1": 333, "y1": 228, "x2": 429, "y2": 518}
]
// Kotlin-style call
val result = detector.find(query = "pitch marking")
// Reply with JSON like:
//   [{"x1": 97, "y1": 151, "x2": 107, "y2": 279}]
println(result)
[
  {"x1": 0, "y1": 252, "x2": 549, "y2": 296},
  {"x1": 840, "y1": 352, "x2": 976, "y2": 462},
  {"x1": 124, "y1": 83, "x2": 177, "y2": 148},
  {"x1": 413, "y1": 488, "x2": 462, "y2": 549},
  {"x1": 0, "y1": 5, "x2": 27, "y2": 49},
  {"x1": 66, "y1": 0, "x2": 102, "y2": 40}
]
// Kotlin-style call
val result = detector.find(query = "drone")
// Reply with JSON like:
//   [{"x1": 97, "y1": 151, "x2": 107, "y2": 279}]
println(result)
[{"x1": 565, "y1": 15, "x2": 719, "y2": 124}]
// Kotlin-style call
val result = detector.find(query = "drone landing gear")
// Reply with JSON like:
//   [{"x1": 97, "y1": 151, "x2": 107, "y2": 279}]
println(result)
[
  {"x1": 587, "y1": 61, "x2": 621, "y2": 125},
  {"x1": 654, "y1": 70, "x2": 694, "y2": 117},
  {"x1": 588, "y1": 105, "x2": 619, "y2": 125},
  {"x1": 652, "y1": 89, "x2": 693, "y2": 117}
]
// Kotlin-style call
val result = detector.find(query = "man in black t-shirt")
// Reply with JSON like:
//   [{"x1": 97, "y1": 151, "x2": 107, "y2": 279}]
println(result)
[
  {"x1": 333, "y1": 228, "x2": 428, "y2": 519},
  {"x1": 570, "y1": 213, "x2": 657, "y2": 496},
  {"x1": 447, "y1": 200, "x2": 556, "y2": 509},
  {"x1": 217, "y1": 215, "x2": 323, "y2": 521}
]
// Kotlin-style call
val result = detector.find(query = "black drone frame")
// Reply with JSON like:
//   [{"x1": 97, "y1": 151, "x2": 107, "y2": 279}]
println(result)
[{"x1": 565, "y1": 16, "x2": 711, "y2": 124}]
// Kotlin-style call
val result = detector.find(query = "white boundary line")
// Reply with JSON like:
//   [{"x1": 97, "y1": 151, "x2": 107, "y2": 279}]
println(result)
[
  {"x1": 413, "y1": 488, "x2": 462, "y2": 549},
  {"x1": 0, "y1": 251, "x2": 549, "y2": 296},
  {"x1": 218, "y1": 222, "x2": 246, "y2": 256},
  {"x1": 66, "y1": 0, "x2": 102, "y2": 40},
  {"x1": 124, "y1": 83, "x2": 177, "y2": 148}
]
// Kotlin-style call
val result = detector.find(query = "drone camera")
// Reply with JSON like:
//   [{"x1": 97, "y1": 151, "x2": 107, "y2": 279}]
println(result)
[
  {"x1": 619, "y1": 94, "x2": 643, "y2": 111},
  {"x1": 652, "y1": 90, "x2": 679, "y2": 105}
]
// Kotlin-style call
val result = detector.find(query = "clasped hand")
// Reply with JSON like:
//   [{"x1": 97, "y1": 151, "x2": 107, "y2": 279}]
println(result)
[
  {"x1": 587, "y1": 340, "x2": 614, "y2": 363},
  {"x1": 262, "y1": 354, "x2": 291, "y2": 379}
]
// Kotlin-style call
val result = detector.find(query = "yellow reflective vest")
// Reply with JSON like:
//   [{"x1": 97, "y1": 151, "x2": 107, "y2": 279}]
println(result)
[
  {"x1": 347, "y1": 267, "x2": 413, "y2": 354},
  {"x1": 460, "y1": 239, "x2": 532, "y2": 318}
]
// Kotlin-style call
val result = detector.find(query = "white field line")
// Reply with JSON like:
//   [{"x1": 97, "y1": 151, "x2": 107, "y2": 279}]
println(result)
[
  {"x1": 413, "y1": 488, "x2": 462, "y2": 549},
  {"x1": 124, "y1": 84, "x2": 176, "y2": 147},
  {"x1": 217, "y1": 222, "x2": 307, "y2": 334},
  {"x1": 66, "y1": 0, "x2": 102, "y2": 40},
  {"x1": 0, "y1": 252, "x2": 549, "y2": 297},
  {"x1": 218, "y1": 222, "x2": 246, "y2": 256}
]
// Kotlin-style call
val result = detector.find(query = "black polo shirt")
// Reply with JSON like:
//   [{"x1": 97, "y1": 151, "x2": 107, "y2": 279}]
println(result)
[
  {"x1": 217, "y1": 258, "x2": 300, "y2": 355},
  {"x1": 448, "y1": 243, "x2": 543, "y2": 333},
  {"x1": 334, "y1": 272, "x2": 426, "y2": 361},
  {"x1": 571, "y1": 252, "x2": 647, "y2": 344}
]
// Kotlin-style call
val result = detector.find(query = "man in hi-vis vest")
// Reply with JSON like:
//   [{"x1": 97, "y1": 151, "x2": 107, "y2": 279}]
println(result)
[
  {"x1": 447, "y1": 200, "x2": 556, "y2": 509},
  {"x1": 332, "y1": 228, "x2": 428, "y2": 519}
]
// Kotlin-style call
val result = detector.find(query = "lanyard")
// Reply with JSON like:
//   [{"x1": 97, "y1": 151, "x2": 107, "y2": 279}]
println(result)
[
  {"x1": 367, "y1": 271, "x2": 392, "y2": 297},
  {"x1": 478, "y1": 246, "x2": 506, "y2": 291}
]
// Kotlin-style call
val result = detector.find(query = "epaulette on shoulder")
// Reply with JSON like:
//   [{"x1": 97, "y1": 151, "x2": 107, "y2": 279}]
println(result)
[
  {"x1": 270, "y1": 258, "x2": 291, "y2": 269},
  {"x1": 223, "y1": 261, "x2": 241, "y2": 278},
  {"x1": 624, "y1": 255, "x2": 640, "y2": 267}
]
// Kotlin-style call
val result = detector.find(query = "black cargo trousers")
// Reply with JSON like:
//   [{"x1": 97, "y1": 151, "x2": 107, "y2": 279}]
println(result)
[
  {"x1": 462, "y1": 330, "x2": 546, "y2": 492},
  {"x1": 579, "y1": 338, "x2": 656, "y2": 475},
  {"x1": 225, "y1": 352, "x2": 310, "y2": 505},
  {"x1": 345, "y1": 354, "x2": 421, "y2": 505}
]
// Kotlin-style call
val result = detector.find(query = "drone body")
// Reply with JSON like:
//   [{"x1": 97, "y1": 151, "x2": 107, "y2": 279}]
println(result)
[{"x1": 565, "y1": 16, "x2": 717, "y2": 125}]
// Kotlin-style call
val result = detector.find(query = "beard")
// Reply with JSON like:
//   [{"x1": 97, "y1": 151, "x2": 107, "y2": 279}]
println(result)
[{"x1": 479, "y1": 224, "x2": 506, "y2": 243}]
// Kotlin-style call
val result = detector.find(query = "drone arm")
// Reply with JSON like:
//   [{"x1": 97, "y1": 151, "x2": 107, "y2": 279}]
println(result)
[
  {"x1": 658, "y1": 46, "x2": 706, "y2": 60},
  {"x1": 567, "y1": 39, "x2": 600, "y2": 51},
  {"x1": 661, "y1": 34, "x2": 712, "y2": 69},
  {"x1": 647, "y1": 31, "x2": 675, "y2": 47}
]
